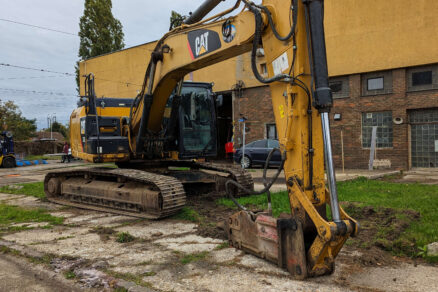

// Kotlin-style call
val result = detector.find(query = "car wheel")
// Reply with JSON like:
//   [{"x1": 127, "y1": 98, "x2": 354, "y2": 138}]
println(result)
[
  {"x1": 2, "y1": 156, "x2": 16, "y2": 168},
  {"x1": 240, "y1": 155, "x2": 252, "y2": 169}
]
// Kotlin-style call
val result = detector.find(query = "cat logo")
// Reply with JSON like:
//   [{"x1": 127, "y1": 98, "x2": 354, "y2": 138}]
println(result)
[
  {"x1": 195, "y1": 32, "x2": 209, "y2": 56},
  {"x1": 188, "y1": 29, "x2": 221, "y2": 60}
]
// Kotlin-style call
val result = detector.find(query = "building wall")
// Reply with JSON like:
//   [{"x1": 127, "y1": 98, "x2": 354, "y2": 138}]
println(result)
[
  {"x1": 232, "y1": 86, "x2": 275, "y2": 146},
  {"x1": 80, "y1": 0, "x2": 438, "y2": 96},
  {"x1": 231, "y1": 66, "x2": 438, "y2": 169},
  {"x1": 325, "y1": 0, "x2": 438, "y2": 76},
  {"x1": 330, "y1": 67, "x2": 438, "y2": 169},
  {"x1": 79, "y1": 43, "x2": 265, "y2": 97}
]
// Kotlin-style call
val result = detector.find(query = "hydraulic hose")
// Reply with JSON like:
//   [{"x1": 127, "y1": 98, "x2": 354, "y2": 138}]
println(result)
[
  {"x1": 226, "y1": 148, "x2": 285, "y2": 216},
  {"x1": 256, "y1": 0, "x2": 297, "y2": 42},
  {"x1": 242, "y1": 0, "x2": 290, "y2": 84}
]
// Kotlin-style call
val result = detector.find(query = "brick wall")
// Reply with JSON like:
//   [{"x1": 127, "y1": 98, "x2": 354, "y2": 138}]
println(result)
[
  {"x1": 331, "y1": 68, "x2": 438, "y2": 169},
  {"x1": 232, "y1": 66, "x2": 438, "y2": 169},
  {"x1": 233, "y1": 86, "x2": 274, "y2": 147}
]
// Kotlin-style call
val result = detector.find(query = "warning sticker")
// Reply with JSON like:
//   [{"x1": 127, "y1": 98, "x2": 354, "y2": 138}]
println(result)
[{"x1": 272, "y1": 52, "x2": 289, "y2": 75}]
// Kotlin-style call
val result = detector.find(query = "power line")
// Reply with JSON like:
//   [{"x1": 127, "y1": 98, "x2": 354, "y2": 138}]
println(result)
[
  {"x1": 0, "y1": 18, "x2": 77, "y2": 36},
  {"x1": 0, "y1": 75, "x2": 73, "y2": 81},
  {"x1": 0, "y1": 87, "x2": 78, "y2": 97},
  {"x1": 0, "y1": 63, "x2": 74, "y2": 76}
]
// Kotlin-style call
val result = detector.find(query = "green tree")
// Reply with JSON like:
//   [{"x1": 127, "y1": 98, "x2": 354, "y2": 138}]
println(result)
[
  {"x1": 76, "y1": 0, "x2": 125, "y2": 91},
  {"x1": 169, "y1": 11, "x2": 185, "y2": 30},
  {"x1": 0, "y1": 99, "x2": 37, "y2": 141}
]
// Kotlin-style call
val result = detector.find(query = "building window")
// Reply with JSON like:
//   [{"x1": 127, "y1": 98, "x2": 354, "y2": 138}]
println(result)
[
  {"x1": 407, "y1": 65, "x2": 438, "y2": 92},
  {"x1": 329, "y1": 76, "x2": 349, "y2": 99},
  {"x1": 266, "y1": 123, "x2": 277, "y2": 140},
  {"x1": 362, "y1": 112, "x2": 393, "y2": 148},
  {"x1": 367, "y1": 77, "x2": 384, "y2": 90},
  {"x1": 330, "y1": 81, "x2": 342, "y2": 92},
  {"x1": 412, "y1": 71, "x2": 432, "y2": 86},
  {"x1": 362, "y1": 71, "x2": 392, "y2": 96}
]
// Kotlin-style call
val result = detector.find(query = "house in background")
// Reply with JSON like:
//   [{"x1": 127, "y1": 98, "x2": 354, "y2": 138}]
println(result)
[{"x1": 34, "y1": 131, "x2": 65, "y2": 142}]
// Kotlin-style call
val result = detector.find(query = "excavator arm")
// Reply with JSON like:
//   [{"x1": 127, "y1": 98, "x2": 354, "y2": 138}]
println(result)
[{"x1": 129, "y1": 0, "x2": 359, "y2": 278}]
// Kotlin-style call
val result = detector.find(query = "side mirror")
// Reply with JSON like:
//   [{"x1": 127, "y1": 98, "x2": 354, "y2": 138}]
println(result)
[{"x1": 216, "y1": 94, "x2": 223, "y2": 107}]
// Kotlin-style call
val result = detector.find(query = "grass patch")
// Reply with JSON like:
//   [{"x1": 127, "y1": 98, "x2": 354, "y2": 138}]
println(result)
[
  {"x1": 0, "y1": 182, "x2": 46, "y2": 199},
  {"x1": 115, "y1": 232, "x2": 135, "y2": 243},
  {"x1": 64, "y1": 270, "x2": 76, "y2": 279},
  {"x1": 337, "y1": 177, "x2": 438, "y2": 249},
  {"x1": 217, "y1": 191, "x2": 290, "y2": 217},
  {"x1": 215, "y1": 242, "x2": 229, "y2": 250},
  {"x1": 171, "y1": 207, "x2": 202, "y2": 222},
  {"x1": 106, "y1": 270, "x2": 152, "y2": 288},
  {"x1": 25, "y1": 155, "x2": 58, "y2": 161},
  {"x1": 217, "y1": 177, "x2": 438, "y2": 260},
  {"x1": 0, "y1": 204, "x2": 63, "y2": 226},
  {"x1": 180, "y1": 251, "x2": 208, "y2": 264}
]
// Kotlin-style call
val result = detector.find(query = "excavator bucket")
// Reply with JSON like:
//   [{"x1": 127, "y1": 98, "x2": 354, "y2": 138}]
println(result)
[{"x1": 227, "y1": 211, "x2": 307, "y2": 279}]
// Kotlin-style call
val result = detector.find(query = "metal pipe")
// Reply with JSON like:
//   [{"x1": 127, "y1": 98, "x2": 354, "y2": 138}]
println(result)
[
  {"x1": 321, "y1": 112, "x2": 341, "y2": 222},
  {"x1": 147, "y1": 62, "x2": 156, "y2": 95},
  {"x1": 184, "y1": 0, "x2": 224, "y2": 24}
]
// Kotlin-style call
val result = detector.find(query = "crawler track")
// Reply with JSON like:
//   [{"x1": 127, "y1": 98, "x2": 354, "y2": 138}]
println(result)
[{"x1": 44, "y1": 167, "x2": 186, "y2": 219}]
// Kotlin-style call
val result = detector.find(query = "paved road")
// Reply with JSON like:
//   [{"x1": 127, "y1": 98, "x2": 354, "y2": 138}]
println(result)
[
  {"x1": 0, "y1": 253, "x2": 81, "y2": 292},
  {"x1": 0, "y1": 161, "x2": 89, "y2": 186}
]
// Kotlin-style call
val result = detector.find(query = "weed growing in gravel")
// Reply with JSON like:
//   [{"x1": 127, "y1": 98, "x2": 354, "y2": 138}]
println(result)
[
  {"x1": 64, "y1": 270, "x2": 76, "y2": 279},
  {"x1": 171, "y1": 207, "x2": 201, "y2": 222},
  {"x1": 180, "y1": 251, "x2": 209, "y2": 264},
  {"x1": 215, "y1": 242, "x2": 229, "y2": 250},
  {"x1": 0, "y1": 182, "x2": 46, "y2": 199},
  {"x1": 105, "y1": 270, "x2": 152, "y2": 287},
  {"x1": 142, "y1": 271, "x2": 156, "y2": 277},
  {"x1": 115, "y1": 232, "x2": 135, "y2": 243}
]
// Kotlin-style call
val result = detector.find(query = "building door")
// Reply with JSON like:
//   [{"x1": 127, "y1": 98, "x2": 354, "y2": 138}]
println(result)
[{"x1": 410, "y1": 109, "x2": 438, "y2": 167}]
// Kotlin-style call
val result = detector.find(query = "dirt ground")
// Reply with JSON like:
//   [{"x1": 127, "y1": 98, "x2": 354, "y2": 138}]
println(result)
[{"x1": 0, "y1": 164, "x2": 437, "y2": 291}]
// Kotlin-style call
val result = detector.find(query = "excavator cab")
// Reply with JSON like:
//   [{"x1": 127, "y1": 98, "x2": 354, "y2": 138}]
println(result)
[{"x1": 163, "y1": 82, "x2": 217, "y2": 159}]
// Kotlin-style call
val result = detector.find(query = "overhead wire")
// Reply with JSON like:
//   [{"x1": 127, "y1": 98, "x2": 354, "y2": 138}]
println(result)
[
  {"x1": 0, "y1": 63, "x2": 74, "y2": 76},
  {"x1": 0, "y1": 75, "x2": 72, "y2": 81},
  {"x1": 0, "y1": 87, "x2": 78, "y2": 97},
  {"x1": 0, "y1": 18, "x2": 77, "y2": 36}
]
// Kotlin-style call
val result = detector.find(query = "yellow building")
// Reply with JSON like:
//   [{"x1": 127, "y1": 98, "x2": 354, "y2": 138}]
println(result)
[{"x1": 79, "y1": 0, "x2": 438, "y2": 168}]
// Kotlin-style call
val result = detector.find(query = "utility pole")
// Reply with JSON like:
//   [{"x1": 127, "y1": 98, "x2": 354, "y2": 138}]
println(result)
[
  {"x1": 47, "y1": 113, "x2": 56, "y2": 140},
  {"x1": 238, "y1": 116, "x2": 247, "y2": 168}
]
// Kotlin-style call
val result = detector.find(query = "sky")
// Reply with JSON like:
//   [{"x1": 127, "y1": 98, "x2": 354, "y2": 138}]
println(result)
[{"x1": 0, "y1": 0, "x2": 239, "y2": 129}]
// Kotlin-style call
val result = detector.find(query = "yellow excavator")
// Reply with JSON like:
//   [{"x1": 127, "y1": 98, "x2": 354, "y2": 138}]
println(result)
[{"x1": 44, "y1": 0, "x2": 359, "y2": 278}]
